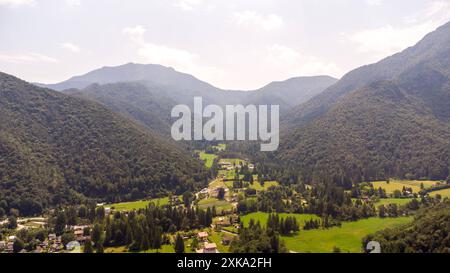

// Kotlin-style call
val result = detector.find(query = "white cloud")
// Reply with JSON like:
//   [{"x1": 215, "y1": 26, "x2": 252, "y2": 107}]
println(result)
[
  {"x1": 123, "y1": 25, "x2": 224, "y2": 84},
  {"x1": 366, "y1": 0, "x2": 383, "y2": 6},
  {"x1": 348, "y1": 0, "x2": 450, "y2": 59},
  {"x1": 232, "y1": 11, "x2": 284, "y2": 31},
  {"x1": 65, "y1": 0, "x2": 81, "y2": 7},
  {"x1": 263, "y1": 44, "x2": 343, "y2": 78},
  {"x1": 0, "y1": 52, "x2": 58, "y2": 63},
  {"x1": 0, "y1": 0, "x2": 35, "y2": 7},
  {"x1": 61, "y1": 42, "x2": 81, "y2": 53},
  {"x1": 173, "y1": 0, "x2": 201, "y2": 11}
]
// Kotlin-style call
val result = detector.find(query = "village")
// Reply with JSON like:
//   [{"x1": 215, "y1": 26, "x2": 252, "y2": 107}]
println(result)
[{"x1": 0, "y1": 151, "x2": 258, "y2": 254}]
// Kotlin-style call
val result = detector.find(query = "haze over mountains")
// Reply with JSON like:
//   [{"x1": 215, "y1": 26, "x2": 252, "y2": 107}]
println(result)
[
  {"x1": 36, "y1": 63, "x2": 337, "y2": 135},
  {"x1": 38, "y1": 63, "x2": 337, "y2": 110}
]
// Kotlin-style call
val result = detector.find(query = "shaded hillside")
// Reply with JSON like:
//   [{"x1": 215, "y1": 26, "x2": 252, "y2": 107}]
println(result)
[
  {"x1": 0, "y1": 72, "x2": 207, "y2": 216},
  {"x1": 68, "y1": 82, "x2": 175, "y2": 136}
]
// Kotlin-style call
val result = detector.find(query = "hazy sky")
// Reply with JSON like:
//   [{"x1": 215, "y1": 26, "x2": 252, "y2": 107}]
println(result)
[{"x1": 1, "y1": 0, "x2": 450, "y2": 90}]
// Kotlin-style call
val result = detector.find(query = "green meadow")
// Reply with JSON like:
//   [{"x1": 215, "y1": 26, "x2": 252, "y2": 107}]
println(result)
[
  {"x1": 198, "y1": 151, "x2": 218, "y2": 169},
  {"x1": 198, "y1": 198, "x2": 233, "y2": 212},
  {"x1": 374, "y1": 198, "x2": 413, "y2": 207},
  {"x1": 371, "y1": 180, "x2": 440, "y2": 194},
  {"x1": 248, "y1": 181, "x2": 279, "y2": 191},
  {"x1": 284, "y1": 217, "x2": 413, "y2": 253},
  {"x1": 240, "y1": 212, "x2": 320, "y2": 228},
  {"x1": 240, "y1": 212, "x2": 413, "y2": 253},
  {"x1": 110, "y1": 196, "x2": 180, "y2": 211},
  {"x1": 220, "y1": 158, "x2": 247, "y2": 165},
  {"x1": 371, "y1": 181, "x2": 420, "y2": 194}
]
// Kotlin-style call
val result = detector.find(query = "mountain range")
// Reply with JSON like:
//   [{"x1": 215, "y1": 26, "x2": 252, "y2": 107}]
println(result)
[{"x1": 2, "y1": 21, "x2": 450, "y2": 215}]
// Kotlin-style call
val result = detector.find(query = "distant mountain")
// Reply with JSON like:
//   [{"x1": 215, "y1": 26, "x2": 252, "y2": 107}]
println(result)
[
  {"x1": 249, "y1": 76, "x2": 338, "y2": 109},
  {"x1": 37, "y1": 63, "x2": 337, "y2": 111},
  {"x1": 36, "y1": 63, "x2": 216, "y2": 92},
  {"x1": 40, "y1": 65, "x2": 336, "y2": 136},
  {"x1": 0, "y1": 72, "x2": 207, "y2": 216},
  {"x1": 276, "y1": 22, "x2": 450, "y2": 185}
]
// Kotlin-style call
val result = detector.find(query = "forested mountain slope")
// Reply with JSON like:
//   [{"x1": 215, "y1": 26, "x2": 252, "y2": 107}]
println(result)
[
  {"x1": 276, "y1": 22, "x2": 450, "y2": 185},
  {"x1": 0, "y1": 72, "x2": 207, "y2": 216}
]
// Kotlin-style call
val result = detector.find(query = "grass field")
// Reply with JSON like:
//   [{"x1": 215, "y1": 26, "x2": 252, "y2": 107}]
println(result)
[
  {"x1": 224, "y1": 181, "x2": 234, "y2": 188},
  {"x1": 371, "y1": 180, "x2": 441, "y2": 194},
  {"x1": 213, "y1": 144, "x2": 227, "y2": 151},
  {"x1": 105, "y1": 245, "x2": 175, "y2": 253},
  {"x1": 374, "y1": 198, "x2": 413, "y2": 207},
  {"x1": 198, "y1": 151, "x2": 218, "y2": 169},
  {"x1": 209, "y1": 231, "x2": 234, "y2": 253},
  {"x1": 219, "y1": 169, "x2": 244, "y2": 181},
  {"x1": 240, "y1": 212, "x2": 320, "y2": 228},
  {"x1": 198, "y1": 198, "x2": 233, "y2": 212},
  {"x1": 110, "y1": 196, "x2": 180, "y2": 211},
  {"x1": 209, "y1": 179, "x2": 227, "y2": 188},
  {"x1": 284, "y1": 217, "x2": 413, "y2": 253},
  {"x1": 141, "y1": 245, "x2": 175, "y2": 253},
  {"x1": 371, "y1": 181, "x2": 421, "y2": 194},
  {"x1": 219, "y1": 158, "x2": 247, "y2": 165},
  {"x1": 428, "y1": 188, "x2": 450, "y2": 198},
  {"x1": 397, "y1": 180, "x2": 439, "y2": 189},
  {"x1": 248, "y1": 181, "x2": 279, "y2": 191}
]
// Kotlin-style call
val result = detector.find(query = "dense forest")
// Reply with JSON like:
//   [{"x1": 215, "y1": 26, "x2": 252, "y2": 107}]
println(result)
[
  {"x1": 240, "y1": 21, "x2": 450, "y2": 185},
  {"x1": 0, "y1": 72, "x2": 208, "y2": 217},
  {"x1": 363, "y1": 201, "x2": 450, "y2": 253},
  {"x1": 277, "y1": 76, "x2": 450, "y2": 184},
  {"x1": 69, "y1": 82, "x2": 176, "y2": 137}
]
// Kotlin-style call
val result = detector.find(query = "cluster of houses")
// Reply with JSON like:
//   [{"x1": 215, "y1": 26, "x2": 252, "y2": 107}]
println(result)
[
  {"x1": 195, "y1": 232, "x2": 219, "y2": 253},
  {"x1": 70, "y1": 225, "x2": 91, "y2": 244},
  {"x1": 194, "y1": 231, "x2": 235, "y2": 254},
  {"x1": 0, "y1": 224, "x2": 92, "y2": 253},
  {"x1": 213, "y1": 215, "x2": 239, "y2": 230},
  {"x1": 218, "y1": 161, "x2": 254, "y2": 172},
  {"x1": 0, "y1": 236, "x2": 16, "y2": 253}
]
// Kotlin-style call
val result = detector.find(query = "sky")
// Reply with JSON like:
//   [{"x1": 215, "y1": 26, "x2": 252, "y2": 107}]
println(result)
[{"x1": 1, "y1": 0, "x2": 450, "y2": 90}]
